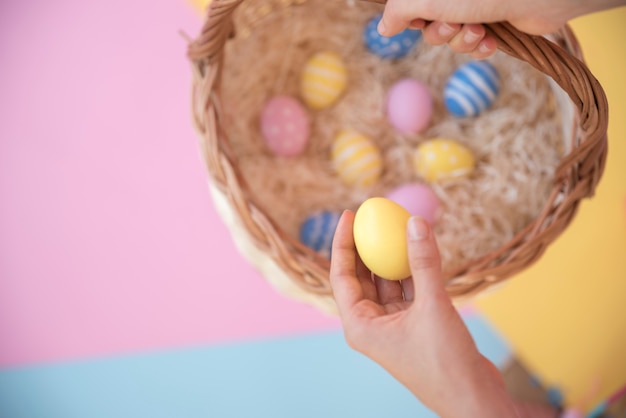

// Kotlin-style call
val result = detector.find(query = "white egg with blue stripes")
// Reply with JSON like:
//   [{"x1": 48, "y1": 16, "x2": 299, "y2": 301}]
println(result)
[
  {"x1": 444, "y1": 61, "x2": 500, "y2": 117},
  {"x1": 363, "y1": 14, "x2": 421, "y2": 59},
  {"x1": 299, "y1": 211, "x2": 341, "y2": 259}
]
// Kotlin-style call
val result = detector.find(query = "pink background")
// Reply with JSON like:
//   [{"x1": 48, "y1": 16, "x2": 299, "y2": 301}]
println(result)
[{"x1": 0, "y1": 0, "x2": 339, "y2": 367}]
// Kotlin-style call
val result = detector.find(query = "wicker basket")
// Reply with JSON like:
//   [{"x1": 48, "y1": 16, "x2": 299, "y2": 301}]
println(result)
[{"x1": 188, "y1": 0, "x2": 608, "y2": 314}]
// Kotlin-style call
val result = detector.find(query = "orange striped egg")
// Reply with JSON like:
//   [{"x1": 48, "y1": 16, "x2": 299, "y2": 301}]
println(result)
[
  {"x1": 331, "y1": 129, "x2": 383, "y2": 187},
  {"x1": 300, "y1": 51, "x2": 347, "y2": 109}
]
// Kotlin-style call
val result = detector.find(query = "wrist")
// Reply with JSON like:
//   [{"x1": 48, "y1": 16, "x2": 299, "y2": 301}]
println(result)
[
  {"x1": 439, "y1": 381, "x2": 518, "y2": 418},
  {"x1": 431, "y1": 358, "x2": 519, "y2": 418}
]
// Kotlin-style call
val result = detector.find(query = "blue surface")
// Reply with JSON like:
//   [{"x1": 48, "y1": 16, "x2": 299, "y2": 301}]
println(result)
[
  {"x1": 465, "y1": 312, "x2": 511, "y2": 367},
  {"x1": 0, "y1": 314, "x2": 510, "y2": 418}
]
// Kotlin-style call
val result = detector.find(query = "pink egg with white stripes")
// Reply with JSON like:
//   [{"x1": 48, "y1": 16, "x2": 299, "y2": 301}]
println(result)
[
  {"x1": 260, "y1": 95, "x2": 310, "y2": 157},
  {"x1": 385, "y1": 183, "x2": 441, "y2": 225}
]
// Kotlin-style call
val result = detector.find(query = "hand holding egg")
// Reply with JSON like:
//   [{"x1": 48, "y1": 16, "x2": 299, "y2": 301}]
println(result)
[{"x1": 353, "y1": 197, "x2": 412, "y2": 280}]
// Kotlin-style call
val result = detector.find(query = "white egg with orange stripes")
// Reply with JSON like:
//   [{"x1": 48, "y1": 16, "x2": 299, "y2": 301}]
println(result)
[{"x1": 331, "y1": 129, "x2": 383, "y2": 187}]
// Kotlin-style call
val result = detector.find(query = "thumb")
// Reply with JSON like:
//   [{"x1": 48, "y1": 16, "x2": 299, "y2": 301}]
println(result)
[
  {"x1": 406, "y1": 216, "x2": 445, "y2": 298},
  {"x1": 378, "y1": 0, "x2": 414, "y2": 37}
]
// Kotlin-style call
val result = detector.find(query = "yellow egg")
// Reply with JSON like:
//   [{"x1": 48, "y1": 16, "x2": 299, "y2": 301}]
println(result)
[
  {"x1": 353, "y1": 197, "x2": 412, "y2": 281},
  {"x1": 332, "y1": 129, "x2": 383, "y2": 187},
  {"x1": 413, "y1": 138, "x2": 475, "y2": 182},
  {"x1": 300, "y1": 51, "x2": 347, "y2": 109}
]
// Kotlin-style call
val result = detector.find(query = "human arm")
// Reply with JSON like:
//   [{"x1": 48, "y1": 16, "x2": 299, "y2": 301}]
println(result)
[{"x1": 329, "y1": 211, "x2": 519, "y2": 417}]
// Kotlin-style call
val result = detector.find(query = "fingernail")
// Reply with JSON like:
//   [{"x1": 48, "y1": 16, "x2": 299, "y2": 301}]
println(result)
[
  {"x1": 478, "y1": 40, "x2": 492, "y2": 54},
  {"x1": 463, "y1": 28, "x2": 481, "y2": 44},
  {"x1": 408, "y1": 216, "x2": 429, "y2": 241},
  {"x1": 377, "y1": 19, "x2": 387, "y2": 35},
  {"x1": 438, "y1": 23, "x2": 455, "y2": 37}
]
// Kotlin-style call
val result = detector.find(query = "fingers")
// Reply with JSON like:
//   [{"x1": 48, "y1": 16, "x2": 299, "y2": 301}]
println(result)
[
  {"x1": 422, "y1": 22, "x2": 497, "y2": 58},
  {"x1": 471, "y1": 36, "x2": 497, "y2": 59},
  {"x1": 357, "y1": 253, "x2": 379, "y2": 303},
  {"x1": 381, "y1": 18, "x2": 497, "y2": 58},
  {"x1": 448, "y1": 24, "x2": 497, "y2": 58},
  {"x1": 448, "y1": 24, "x2": 485, "y2": 53},
  {"x1": 377, "y1": 0, "x2": 414, "y2": 37},
  {"x1": 401, "y1": 278, "x2": 414, "y2": 302},
  {"x1": 329, "y1": 211, "x2": 364, "y2": 315},
  {"x1": 406, "y1": 216, "x2": 445, "y2": 300},
  {"x1": 408, "y1": 18, "x2": 427, "y2": 30},
  {"x1": 422, "y1": 22, "x2": 462, "y2": 46},
  {"x1": 374, "y1": 275, "x2": 404, "y2": 306}
]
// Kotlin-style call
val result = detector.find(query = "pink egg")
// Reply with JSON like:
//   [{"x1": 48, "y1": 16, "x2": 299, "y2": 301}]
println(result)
[
  {"x1": 385, "y1": 183, "x2": 441, "y2": 225},
  {"x1": 560, "y1": 409, "x2": 584, "y2": 418},
  {"x1": 260, "y1": 95, "x2": 310, "y2": 157},
  {"x1": 386, "y1": 78, "x2": 433, "y2": 135}
]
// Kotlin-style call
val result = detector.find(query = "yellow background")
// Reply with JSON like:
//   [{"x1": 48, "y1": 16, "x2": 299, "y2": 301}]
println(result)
[{"x1": 477, "y1": 7, "x2": 626, "y2": 411}]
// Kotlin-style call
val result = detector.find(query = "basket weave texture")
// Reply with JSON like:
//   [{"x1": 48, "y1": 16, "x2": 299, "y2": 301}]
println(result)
[{"x1": 188, "y1": 0, "x2": 608, "y2": 313}]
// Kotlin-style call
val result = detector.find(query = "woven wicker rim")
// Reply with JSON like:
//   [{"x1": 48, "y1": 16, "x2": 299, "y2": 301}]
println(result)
[{"x1": 188, "y1": 0, "x2": 609, "y2": 301}]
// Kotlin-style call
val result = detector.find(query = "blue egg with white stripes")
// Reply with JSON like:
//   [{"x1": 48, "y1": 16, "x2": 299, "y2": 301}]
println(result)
[
  {"x1": 364, "y1": 14, "x2": 421, "y2": 59},
  {"x1": 444, "y1": 61, "x2": 500, "y2": 117},
  {"x1": 299, "y1": 211, "x2": 342, "y2": 259}
]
